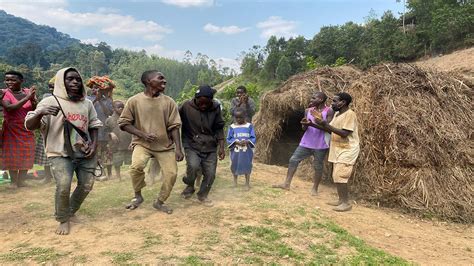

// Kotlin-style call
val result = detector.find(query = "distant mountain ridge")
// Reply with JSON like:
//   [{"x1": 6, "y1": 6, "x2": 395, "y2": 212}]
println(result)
[{"x1": 0, "y1": 10, "x2": 80, "y2": 60}]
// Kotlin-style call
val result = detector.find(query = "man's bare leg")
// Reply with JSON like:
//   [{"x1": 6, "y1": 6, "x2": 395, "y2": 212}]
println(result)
[
  {"x1": 272, "y1": 165, "x2": 297, "y2": 190},
  {"x1": 55, "y1": 221, "x2": 70, "y2": 235},
  {"x1": 106, "y1": 165, "x2": 112, "y2": 180},
  {"x1": 333, "y1": 184, "x2": 352, "y2": 211},
  {"x1": 311, "y1": 170, "x2": 322, "y2": 196},
  {"x1": 114, "y1": 165, "x2": 121, "y2": 181}
]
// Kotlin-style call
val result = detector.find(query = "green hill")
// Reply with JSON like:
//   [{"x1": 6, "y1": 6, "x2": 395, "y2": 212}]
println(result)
[{"x1": 0, "y1": 10, "x2": 79, "y2": 68}]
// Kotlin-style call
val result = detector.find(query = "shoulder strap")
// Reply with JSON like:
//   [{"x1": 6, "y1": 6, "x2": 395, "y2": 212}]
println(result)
[{"x1": 52, "y1": 94, "x2": 89, "y2": 142}]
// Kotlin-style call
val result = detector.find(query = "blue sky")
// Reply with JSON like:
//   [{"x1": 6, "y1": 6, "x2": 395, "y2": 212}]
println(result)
[{"x1": 0, "y1": 0, "x2": 404, "y2": 70}]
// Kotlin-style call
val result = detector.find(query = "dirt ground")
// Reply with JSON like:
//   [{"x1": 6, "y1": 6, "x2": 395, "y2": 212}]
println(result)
[{"x1": 0, "y1": 161, "x2": 472, "y2": 265}]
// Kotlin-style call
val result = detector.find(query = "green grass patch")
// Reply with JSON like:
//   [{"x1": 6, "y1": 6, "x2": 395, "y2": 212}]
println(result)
[
  {"x1": 322, "y1": 221, "x2": 410, "y2": 265},
  {"x1": 102, "y1": 251, "x2": 137, "y2": 264},
  {"x1": 253, "y1": 202, "x2": 279, "y2": 210},
  {"x1": 235, "y1": 225, "x2": 304, "y2": 261},
  {"x1": 142, "y1": 231, "x2": 162, "y2": 248},
  {"x1": 79, "y1": 180, "x2": 132, "y2": 217},
  {"x1": 183, "y1": 255, "x2": 206, "y2": 265},
  {"x1": 198, "y1": 230, "x2": 221, "y2": 246},
  {"x1": 0, "y1": 247, "x2": 66, "y2": 263},
  {"x1": 295, "y1": 206, "x2": 307, "y2": 216},
  {"x1": 238, "y1": 225, "x2": 281, "y2": 241},
  {"x1": 308, "y1": 243, "x2": 339, "y2": 264}
]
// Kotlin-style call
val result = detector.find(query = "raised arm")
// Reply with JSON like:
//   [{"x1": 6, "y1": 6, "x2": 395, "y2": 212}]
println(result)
[{"x1": 2, "y1": 87, "x2": 36, "y2": 112}]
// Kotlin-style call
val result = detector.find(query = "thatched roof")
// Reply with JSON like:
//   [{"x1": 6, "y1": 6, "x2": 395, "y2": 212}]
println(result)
[
  {"x1": 254, "y1": 66, "x2": 362, "y2": 162},
  {"x1": 254, "y1": 63, "x2": 473, "y2": 222}
]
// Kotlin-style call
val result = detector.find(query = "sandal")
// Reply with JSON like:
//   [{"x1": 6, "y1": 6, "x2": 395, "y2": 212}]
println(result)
[
  {"x1": 125, "y1": 197, "x2": 143, "y2": 210},
  {"x1": 153, "y1": 201, "x2": 173, "y2": 214}
]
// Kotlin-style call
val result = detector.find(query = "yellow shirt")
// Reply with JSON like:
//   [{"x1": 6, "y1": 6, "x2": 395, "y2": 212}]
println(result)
[
  {"x1": 118, "y1": 93, "x2": 181, "y2": 152},
  {"x1": 328, "y1": 109, "x2": 360, "y2": 165}
]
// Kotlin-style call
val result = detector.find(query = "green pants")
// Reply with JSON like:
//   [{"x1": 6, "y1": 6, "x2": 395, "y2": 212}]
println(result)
[{"x1": 129, "y1": 145, "x2": 177, "y2": 202}]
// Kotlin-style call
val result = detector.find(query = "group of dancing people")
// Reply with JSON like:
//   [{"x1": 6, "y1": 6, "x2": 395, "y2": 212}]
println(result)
[{"x1": 2, "y1": 67, "x2": 358, "y2": 235}]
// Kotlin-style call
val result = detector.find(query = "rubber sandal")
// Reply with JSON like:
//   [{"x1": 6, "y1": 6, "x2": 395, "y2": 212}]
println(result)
[
  {"x1": 153, "y1": 201, "x2": 173, "y2": 214},
  {"x1": 125, "y1": 198, "x2": 143, "y2": 210}
]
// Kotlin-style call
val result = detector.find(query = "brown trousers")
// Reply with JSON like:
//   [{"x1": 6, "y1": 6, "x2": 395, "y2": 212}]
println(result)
[{"x1": 129, "y1": 145, "x2": 177, "y2": 202}]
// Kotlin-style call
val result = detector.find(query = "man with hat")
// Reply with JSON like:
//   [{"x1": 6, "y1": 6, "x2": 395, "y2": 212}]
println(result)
[{"x1": 179, "y1": 85, "x2": 225, "y2": 206}]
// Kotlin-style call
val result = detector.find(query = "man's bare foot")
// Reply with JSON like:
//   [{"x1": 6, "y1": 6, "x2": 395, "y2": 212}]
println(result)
[
  {"x1": 245, "y1": 184, "x2": 251, "y2": 191},
  {"x1": 272, "y1": 183, "x2": 290, "y2": 190},
  {"x1": 55, "y1": 221, "x2": 70, "y2": 235},
  {"x1": 333, "y1": 202, "x2": 352, "y2": 212},
  {"x1": 311, "y1": 188, "x2": 318, "y2": 196},
  {"x1": 326, "y1": 200, "x2": 343, "y2": 206}
]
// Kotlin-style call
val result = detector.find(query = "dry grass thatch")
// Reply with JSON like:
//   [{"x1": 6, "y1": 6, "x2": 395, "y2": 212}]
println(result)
[
  {"x1": 254, "y1": 66, "x2": 362, "y2": 165},
  {"x1": 254, "y1": 63, "x2": 473, "y2": 223},
  {"x1": 347, "y1": 63, "x2": 473, "y2": 223}
]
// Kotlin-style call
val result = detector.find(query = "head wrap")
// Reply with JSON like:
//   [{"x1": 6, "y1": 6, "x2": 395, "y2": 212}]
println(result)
[
  {"x1": 86, "y1": 76, "x2": 115, "y2": 90},
  {"x1": 195, "y1": 85, "x2": 214, "y2": 99}
]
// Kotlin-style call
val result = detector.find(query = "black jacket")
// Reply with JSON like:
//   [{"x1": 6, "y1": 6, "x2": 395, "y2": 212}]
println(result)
[{"x1": 179, "y1": 99, "x2": 225, "y2": 153}]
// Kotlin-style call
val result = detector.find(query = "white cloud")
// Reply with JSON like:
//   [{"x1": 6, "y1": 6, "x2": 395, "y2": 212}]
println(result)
[
  {"x1": 257, "y1": 16, "x2": 298, "y2": 39},
  {"x1": 96, "y1": 7, "x2": 121, "y2": 14},
  {"x1": 161, "y1": 0, "x2": 213, "y2": 8},
  {"x1": 114, "y1": 44, "x2": 185, "y2": 60},
  {"x1": 0, "y1": 0, "x2": 172, "y2": 42},
  {"x1": 203, "y1": 23, "x2": 249, "y2": 35}
]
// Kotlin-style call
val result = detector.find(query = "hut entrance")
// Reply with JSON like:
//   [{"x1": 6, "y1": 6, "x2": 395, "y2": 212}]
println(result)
[{"x1": 268, "y1": 110, "x2": 305, "y2": 166}]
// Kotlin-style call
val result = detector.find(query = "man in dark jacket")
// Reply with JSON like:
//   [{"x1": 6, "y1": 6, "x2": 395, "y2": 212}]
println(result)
[{"x1": 180, "y1": 85, "x2": 225, "y2": 206}]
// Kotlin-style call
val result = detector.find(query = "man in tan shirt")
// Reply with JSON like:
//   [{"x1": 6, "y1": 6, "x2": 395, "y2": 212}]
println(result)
[
  {"x1": 303, "y1": 92, "x2": 359, "y2": 212},
  {"x1": 118, "y1": 70, "x2": 183, "y2": 214}
]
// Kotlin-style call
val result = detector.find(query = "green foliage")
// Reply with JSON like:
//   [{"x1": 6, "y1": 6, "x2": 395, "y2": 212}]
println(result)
[
  {"x1": 332, "y1": 57, "x2": 347, "y2": 67},
  {"x1": 176, "y1": 81, "x2": 198, "y2": 105},
  {"x1": 304, "y1": 56, "x2": 320, "y2": 70},
  {"x1": 0, "y1": 11, "x2": 232, "y2": 100},
  {"x1": 276, "y1": 55, "x2": 291, "y2": 81},
  {"x1": 0, "y1": 11, "x2": 77, "y2": 68},
  {"x1": 239, "y1": 0, "x2": 473, "y2": 83},
  {"x1": 219, "y1": 82, "x2": 262, "y2": 102}
]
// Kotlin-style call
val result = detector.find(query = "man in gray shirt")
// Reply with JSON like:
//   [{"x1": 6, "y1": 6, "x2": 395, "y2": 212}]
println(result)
[{"x1": 230, "y1": 85, "x2": 256, "y2": 122}]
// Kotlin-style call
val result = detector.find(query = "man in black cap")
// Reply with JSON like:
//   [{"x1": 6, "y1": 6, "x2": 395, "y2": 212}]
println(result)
[{"x1": 179, "y1": 85, "x2": 225, "y2": 206}]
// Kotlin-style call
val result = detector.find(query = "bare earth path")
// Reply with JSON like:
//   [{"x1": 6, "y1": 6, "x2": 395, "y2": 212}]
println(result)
[{"x1": 0, "y1": 161, "x2": 472, "y2": 264}]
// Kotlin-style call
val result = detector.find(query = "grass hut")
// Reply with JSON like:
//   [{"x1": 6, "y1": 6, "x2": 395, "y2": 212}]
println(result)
[
  {"x1": 347, "y1": 63, "x2": 473, "y2": 223},
  {"x1": 253, "y1": 66, "x2": 362, "y2": 179},
  {"x1": 254, "y1": 63, "x2": 473, "y2": 222}
]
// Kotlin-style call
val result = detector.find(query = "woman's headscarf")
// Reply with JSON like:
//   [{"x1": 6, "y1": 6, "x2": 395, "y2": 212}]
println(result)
[{"x1": 86, "y1": 76, "x2": 115, "y2": 90}]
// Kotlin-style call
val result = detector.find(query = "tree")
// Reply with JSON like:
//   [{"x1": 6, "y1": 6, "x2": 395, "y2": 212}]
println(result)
[{"x1": 276, "y1": 56, "x2": 291, "y2": 81}]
